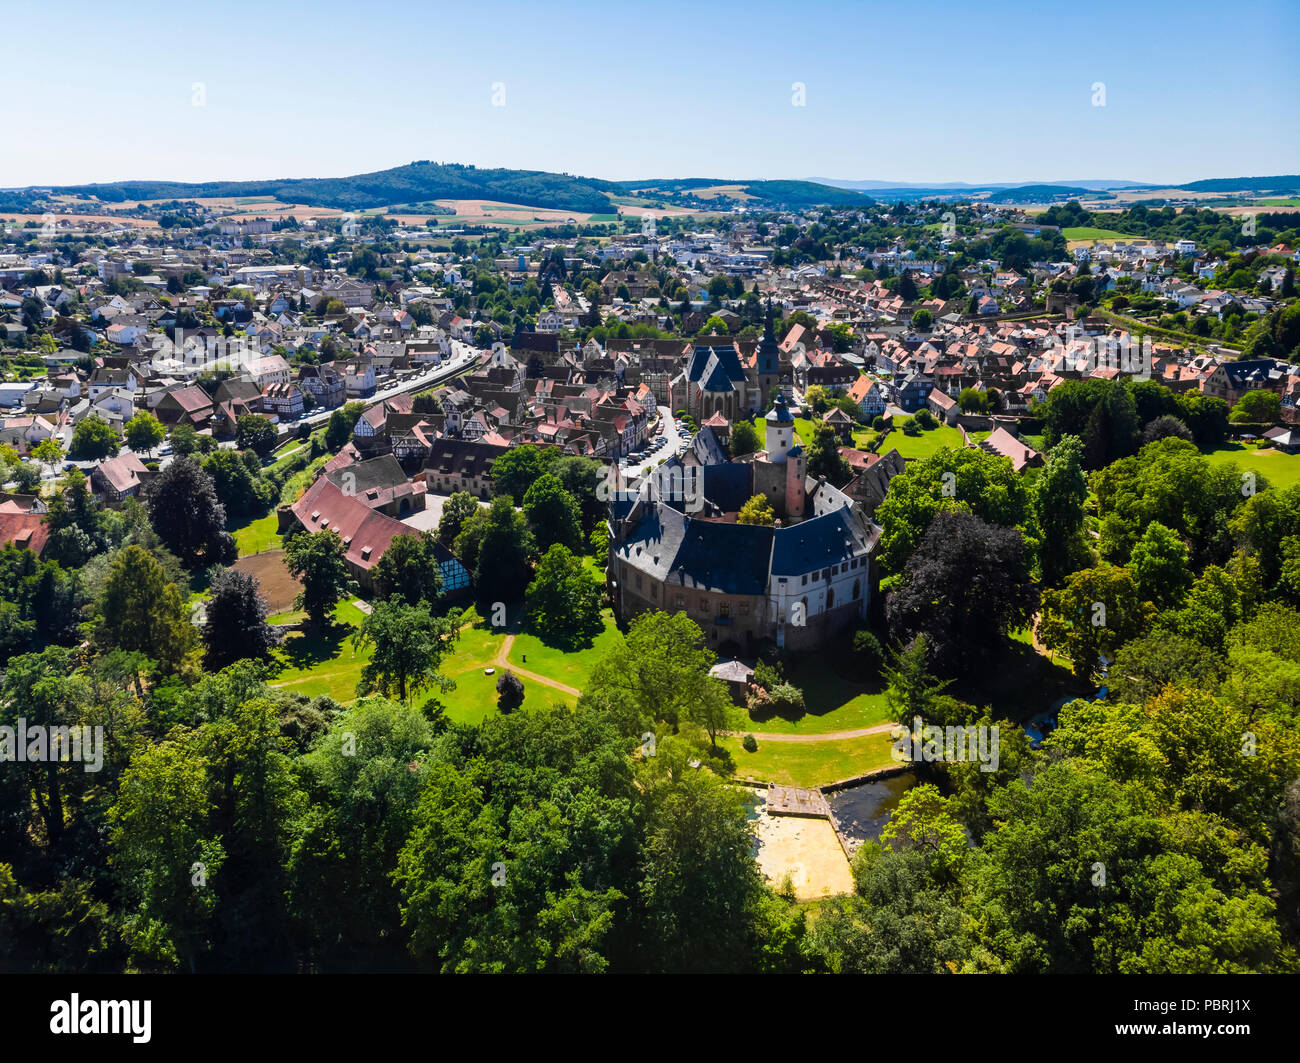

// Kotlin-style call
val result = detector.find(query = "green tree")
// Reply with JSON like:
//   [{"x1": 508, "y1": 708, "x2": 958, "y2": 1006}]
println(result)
[
  {"x1": 69, "y1": 417, "x2": 120, "y2": 460},
  {"x1": 1037, "y1": 562, "x2": 1154, "y2": 680},
  {"x1": 235, "y1": 414, "x2": 277, "y2": 457},
  {"x1": 1230, "y1": 389, "x2": 1281, "y2": 424},
  {"x1": 353, "y1": 600, "x2": 459, "y2": 704},
  {"x1": 522, "y1": 473, "x2": 582, "y2": 553},
  {"x1": 371, "y1": 531, "x2": 442, "y2": 606},
  {"x1": 875, "y1": 447, "x2": 1034, "y2": 576},
  {"x1": 524, "y1": 543, "x2": 604, "y2": 647},
  {"x1": 108, "y1": 730, "x2": 225, "y2": 972},
  {"x1": 1034, "y1": 434, "x2": 1088, "y2": 585},
  {"x1": 805, "y1": 420, "x2": 851, "y2": 485},
  {"x1": 436, "y1": 491, "x2": 480, "y2": 547},
  {"x1": 203, "y1": 567, "x2": 276, "y2": 670},
  {"x1": 1130, "y1": 521, "x2": 1192, "y2": 609},
  {"x1": 31, "y1": 436, "x2": 63, "y2": 478},
  {"x1": 737, "y1": 494, "x2": 775, "y2": 526},
  {"x1": 284, "y1": 530, "x2": 352, "y2": 631},
  {"x1": 489, "y1": 445, "x2": 556, "y2": 502},
  {"x1": 143, "y1": 457, "x2": 236, "y2": 567},
  {"x1": 324, "y1": 402, "x2": 366, "y2": 451},
  {"x1": 729, "y1": 419, "x2": 761, "y2": 458},
  {"x1": 94, "y1": 545, "x2": 198, "y2": 675},
  {"x1": 469, "y1": 496, "x2": 535, "y2": 613},
  {"x1": 123, "y1": 411, "x2": 166, "y2": 456}
]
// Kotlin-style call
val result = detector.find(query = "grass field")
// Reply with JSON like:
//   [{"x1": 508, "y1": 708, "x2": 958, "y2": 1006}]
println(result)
[
  {"x1": 883, "y1": 419, "x2": 966, "y2": 460},
  {"x1": 743, "y1": 657, "x2": 893, "y2": 735},
  {"x1": 268, "y1": 595, "x2": 622, "y2": 720},
  {"x1": 1062, "y1": 226, "x2": 1135, "y2": 243},
  {"x1": 724, "y1": 731, "x2": 898, "y2": 788},
  {"x1": 1201, "y1": 442, "x2": 1300, "y2": 490},
  {"x1": 231, "y1": 511, "x2": 281, "y2": 556}
]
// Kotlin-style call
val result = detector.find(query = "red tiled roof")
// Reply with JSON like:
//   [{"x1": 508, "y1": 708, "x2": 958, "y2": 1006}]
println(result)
[{"x1": 0, "y1": 512, "x2": 50, "y2": 556}]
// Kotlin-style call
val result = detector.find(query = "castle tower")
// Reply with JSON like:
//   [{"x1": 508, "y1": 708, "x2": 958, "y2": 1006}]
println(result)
[
  {"x1": 764, "y1": 392, "x2": 794, "y2": 462},
  {"x1": 785, "y1": 443, "x2": 806, "y2": 521}
]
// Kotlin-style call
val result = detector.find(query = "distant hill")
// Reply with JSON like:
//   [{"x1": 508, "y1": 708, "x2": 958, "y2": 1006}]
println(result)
[
  {"x1": 1176, "y1": 175, "x2": 1300, "y2": 194},
  {"x1": 608, "y1": 177, "x2": 868, "y2": 206},
  {"x1": 982, "y1": 184, "x2": 1098, "y2": 203},
  {"x1": 34, "y1": 164, "x2": 873, "y2": 215},
  {"x1": 46, "y1": 162, "x2": 617, "y2": 215}
]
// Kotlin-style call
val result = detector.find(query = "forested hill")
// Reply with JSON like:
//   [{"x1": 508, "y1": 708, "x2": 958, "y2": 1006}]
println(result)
[
  {"x1": 47, "y1": 162, "x2": 617, "y2": 214},
  {"x1": 40, "y1": 164, "x2": 869, "y2": 213}
]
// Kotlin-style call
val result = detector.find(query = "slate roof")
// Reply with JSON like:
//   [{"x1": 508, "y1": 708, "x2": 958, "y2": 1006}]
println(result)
[{"x1": 770, "y1": 507, "x2": 870, "y2": 577}]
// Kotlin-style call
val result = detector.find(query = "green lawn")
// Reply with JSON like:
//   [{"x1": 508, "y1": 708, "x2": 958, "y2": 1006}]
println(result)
[
  {"x1": 723, "y1": 731, "x2": 898, "y2": 788},
  {"x1": 269, "y1": 600, "x2": 373, "y2": 702},
  {"x1": 267, "y1": 593, "x2": 620, "y2": 719},
  {"x1": 231, "y1": 511, "x2": 281, "y2": 556},
  {"x1": 506, "y1": 612, "x2": 623, "y2": 692},
  {"x1": 743, "y1": 657, "x2": 893, "y2": 735},
  {"x1": 1201, "y1": 442, "x2": 1300, "y2": 490},
  {"x1": 1063, "y1": 226, "x2": 1134, "y2": 243},
  {"x1": 884, "y1": 419, "x2": 965, "y2": 460}
]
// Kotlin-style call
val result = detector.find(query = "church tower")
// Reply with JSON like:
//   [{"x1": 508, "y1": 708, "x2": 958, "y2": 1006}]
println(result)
[{"x1": 756, "y1": 300, "x2": 780, "y2": 406}]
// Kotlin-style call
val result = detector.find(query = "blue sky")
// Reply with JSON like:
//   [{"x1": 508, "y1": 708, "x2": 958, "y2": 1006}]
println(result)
[{"x1": 6, "y1": 0, "x2": 1297, "y2": 188}]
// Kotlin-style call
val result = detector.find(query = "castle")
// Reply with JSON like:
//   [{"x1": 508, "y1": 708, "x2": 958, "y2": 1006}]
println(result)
[{"x1": 606, "y1": 394, "x2": 878, "y2": 655}]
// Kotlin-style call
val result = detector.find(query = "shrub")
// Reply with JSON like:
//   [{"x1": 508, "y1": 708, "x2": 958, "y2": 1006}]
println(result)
[
  {"x1": 852, "y1": 628, "x2": 884, "y2": 677},
  {"x1": 741, "y1": 734, "x2": 758, "y2": 753}
]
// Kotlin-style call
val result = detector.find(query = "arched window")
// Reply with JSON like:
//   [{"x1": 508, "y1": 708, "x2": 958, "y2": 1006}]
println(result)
[{"x1": 852, "y1": 579, "x2": 861, "y2": 601}]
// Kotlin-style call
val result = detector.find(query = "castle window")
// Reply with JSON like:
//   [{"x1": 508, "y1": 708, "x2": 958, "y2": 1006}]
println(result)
[
  {"x1": 652, "y1": 584, "x2": 658, "y2": 599},
  {"x1": 700, "y1": 599, "x2": 710, "y2": 614},
  {"x1": 801, "y1": 574, "x2": 808, "y2": 586},
  {"x1": 739, "y1": 601, "x2": 749, "y2": 615},
  {"x1": 827, "y1": 588, "x2": 835, "y2": 609},
  {"x1": 635, "y1": 573, "x2": 642, "y2": 590},
  {"x1": 719, "y1": 602, "x2": 730, "y2": 619},
  {"x1": 675, "y1": 596, "x2": 685, "y2": 609},
  {"x1": 853, "y1": 579, "x2": 861, "y2": 601}
]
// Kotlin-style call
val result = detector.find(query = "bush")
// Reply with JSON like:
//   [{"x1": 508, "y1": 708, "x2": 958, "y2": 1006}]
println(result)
[
  {"x1": 852, "y1": 628, "x2": 884, "y2": 677},
  {"x1": 902, "y1": 419, "x2": 921, "y2": 436},
  {"x1": 914, "y1": 407, "x2": 937, "y2": 429},
  {"x1": 753, "y1": 657, "x2": 784, "y2": 690},
  {"x1": 741, "y1": 734, "x2": 758, "y2": 753}
]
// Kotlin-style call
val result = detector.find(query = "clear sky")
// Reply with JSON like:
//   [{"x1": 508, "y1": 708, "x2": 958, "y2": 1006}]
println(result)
[{"x1": 5, "y1": 0, "x2": 1297, "y2": 188}]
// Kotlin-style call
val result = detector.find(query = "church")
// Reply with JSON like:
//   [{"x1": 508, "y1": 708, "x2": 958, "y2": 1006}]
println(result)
[{"x1": 673, "y1": 303, "x2": 782, "y2": 422}]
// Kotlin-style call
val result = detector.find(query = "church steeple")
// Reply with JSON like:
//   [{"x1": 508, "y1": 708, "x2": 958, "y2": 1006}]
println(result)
[
  {"x1": 757, "y1": 298, "x2": 779, "y2": 379},
  {"x1": 759, "y1": 298, "x2": 774, "y2": 405}
]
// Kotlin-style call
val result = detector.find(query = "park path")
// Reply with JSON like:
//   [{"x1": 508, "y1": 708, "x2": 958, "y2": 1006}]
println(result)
[
  {"x1": 490, "y1": 633, "x2": 582, "y2": 698},
  {"x1": 723, "y1": 721, "x2": 898, "y2": 744}
]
